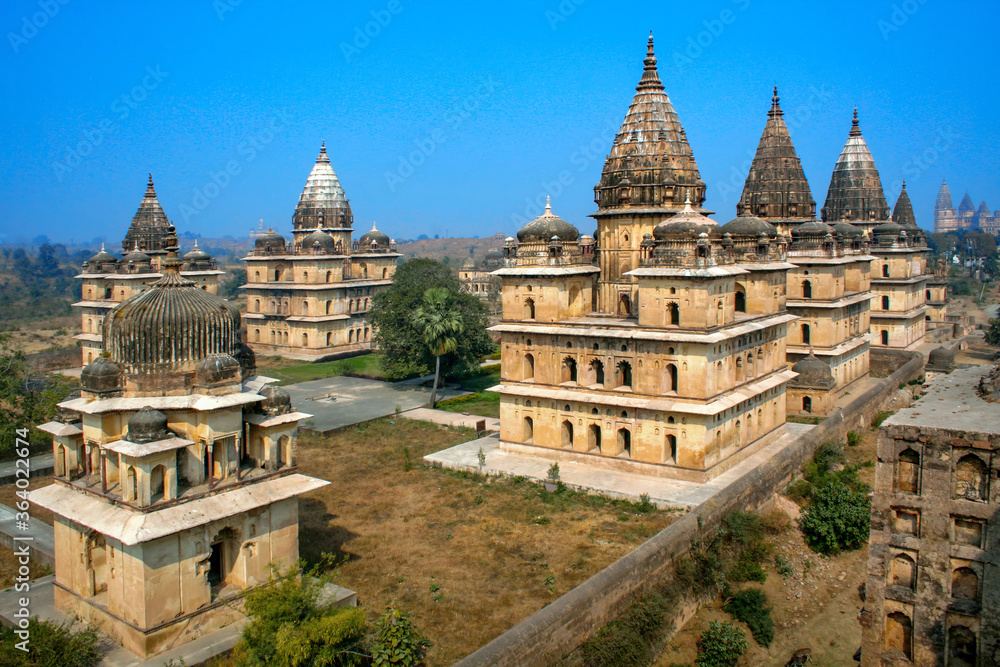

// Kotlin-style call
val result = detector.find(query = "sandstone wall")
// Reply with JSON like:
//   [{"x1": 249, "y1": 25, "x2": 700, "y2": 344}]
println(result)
[{"x1": 455, "y1": 351, "x2": 924, "y2": 667}]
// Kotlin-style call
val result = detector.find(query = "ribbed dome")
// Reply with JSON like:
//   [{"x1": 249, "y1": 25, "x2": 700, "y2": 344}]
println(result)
[
  {"x1": 517, "y1": 199, "x2": 579, "y2": 243},
  {"x1": 720, "y1": 216, "x2": 777, "y2": 238},
  {"x1": 126, "y1": 406, "x2": 171, "y2": 444},
  {"x1": 89, "y1": 244, "x2": 117, "y2": 265},
  {"x1": 195, "y1": 353, "x2": 241, "y2": 385},
  {"x1": 122, "y1": 242, "x2": 151, "y2": 264},
  {"x1": 300, "y1": 229, "x2": 336, "y2": 252},
  {"x1": 258, "y1": 385, "x2": 292, "y2": 416},
  {"x1": 832, "y1": 220, "x2": 863, "y2": 237},
  {"x1": 255, "y1": 228, "x2": 286, "y2": 252},
  {"x1": 928, "y1": 346, "x2": 955, "y2": 366},
  {"x1": 791, "y1": 221, "x2": 834, "y2": 239},
  {"x1": 358, "y1": 222, "x2": 391, "y2": 248},
  {"x1": 653, "y1": 199, "x2": 720, "y2": 239},
  {"x1": 104, "y1": 237, "x2": 242, "y2": 374},
  {"x1": 873, "y1": 221, "x2": 904, "y2": 237},
  {"x1": 792, "y1": 354, "x2": 834, "y2": 386},
  {"x1": 81, "y1": 356, "x2": 123, "y2": 395},
  {"x1": 183, "y1": 241, "x2": 211, "y2": 262}
]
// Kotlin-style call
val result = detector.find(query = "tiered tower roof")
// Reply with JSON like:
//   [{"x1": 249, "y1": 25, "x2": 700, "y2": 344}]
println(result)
[
  {"x1": 958, "y1": 191, "x2": 975, "y2": 215},
  {"x1": 736, "y1": 87, "x2": 816, "y2": 223},
  {"x1": 820, "y1": 109, "x2": 890, "y2": 225},
  {"x1": 976, "y1": 201, "x2": 991, "y2": 217},
  {"x1": 121, "y1": 174, "x2": 171, "y2": 255},
  {"x1": 935, "y1": 179, "x2": 954, "y2": 213},
  {"x1": 892, "y1": 181, "x2": 917, "y2": 227},
  {"x1": 593, "y1": 34, "x2": 706, "y2": 214},
  {"x1": 293, "y1": 143, "x2": 353, "y2": 231}
]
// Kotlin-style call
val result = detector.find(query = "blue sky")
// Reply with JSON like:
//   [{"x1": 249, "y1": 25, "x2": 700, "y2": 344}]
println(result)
[{"x1": 0, "y1": 0, "x2": 997, "y2": 245}]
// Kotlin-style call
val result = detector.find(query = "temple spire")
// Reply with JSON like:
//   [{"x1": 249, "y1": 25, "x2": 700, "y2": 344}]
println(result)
[
  {"x1": 636, "y1": 32, "x2": 664, "y2": 92},
  {"x1": 892, "y1": 181, "x2": 917, "y2": 227},
  {"x1": 849, "y1": 107, "x2": 861, "y2": 136}
]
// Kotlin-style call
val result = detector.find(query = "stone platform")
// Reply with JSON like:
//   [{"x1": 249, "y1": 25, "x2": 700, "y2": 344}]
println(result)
[{"x1": 424, "y1": 422, "x2": 814, "y2": 509}]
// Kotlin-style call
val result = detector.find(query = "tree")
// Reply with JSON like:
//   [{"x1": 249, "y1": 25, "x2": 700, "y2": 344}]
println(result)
[
  {"x1": 798, "y1": 480, "x2": 871, "y2": 555},
  {"x1": 928, "y1": 232, "x2": 958, "y2": 255},
  {"x1": 696, "y1": 621, "x2": 749, "y2": 667},
  {"x1": 233, "y1": 567, "x2": 368, "y2": 667},
  {"x1": 0, "y1": 618, "x2": 102, "y2": 666},
  {"x1": 413, "y1": 287, "x2": 463, "y2": 408},
  {"x1": 986, "y1": 317, "x2": 1000, "y2": 347},
  {"x1": 369, "y1": 259, "x2": 493, "y2": 381}
]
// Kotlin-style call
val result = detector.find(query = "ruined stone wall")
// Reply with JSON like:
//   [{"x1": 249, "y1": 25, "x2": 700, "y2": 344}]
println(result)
[
  {"x1": 455, "y1": 352, "x2": 924, "y2": 666},
  {"x1": 870, "y1": 347, "x2": 921, "y2": 377},
  {"x1": 25, "y1": 349, "x2": 79, "y2": 373}
]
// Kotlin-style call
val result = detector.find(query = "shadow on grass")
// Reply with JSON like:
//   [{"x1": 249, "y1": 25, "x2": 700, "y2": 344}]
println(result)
[{"x1": 298, "y1": 496, "x2": 362, "y2": 569}]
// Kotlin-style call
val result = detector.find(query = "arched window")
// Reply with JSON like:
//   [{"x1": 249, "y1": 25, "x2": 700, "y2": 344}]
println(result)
[
  {"x1": 881, "y1": 330, "x2": 889, "y2": 345},
  {"x1": 126, "y1": 466, "x2": 137, "y2": 502},
  {"x1": 897, "y1": 448, "x2": 920, "y2": 494},
  {"x1": 666, "y1": 434, "x2": 677, "y2": 463},
  {"x1": 523, "y1": 417, "x2": 534, "y2": 444},
  {"x1": 326, "y1": 270, "x2": 333, "y2": 282},
  {"x1": 802, "y1": 396, "x2": 812, "y2": 413},
  {"x1": 618, "y1": 428, "x2": 631, "y2": 457},
  {"x1": 926, "y1": 289, "x2": 931, "y2": 300},
  {"x1": 882, "y1": 295, "x2": 890, "y2": 310},
  {"x1": 382, "y1": 267, "x2": 388, "y2": 279},
  {"x1": 588, "y1": 424, "x2": 601, "y2": 452},
  {"x1": 348, "y1": 330, "x2": 354, "y2": 343},
  {"x1": 955, "y1": 455, "x2": 988, "y2": 501},
  {"x1": 885, "y1": 612, "x2": 912, "y2": 660},
  {"x1": 523, "y1": 353, "x2": 534, "y2": 380},
  {"x1": 562, "y1": 357, "x2": 578, "y2": 383},
  {"x1": 666, "y1": 364, "x2": 678, "y2": 393},
  {"x1": 801, "y1": 323, "x2": 811, "y2": 344},
  {"x1": 882, "y1": 264, "x2": 890, "y2": 278},
  {"x1": 890, "y1": 553, "x2": 916, "y2": 589},
  {"x1": 326, "y1": 332, "x2": 333, "y2": 346},
  {"x1": 952, "y1": 567, "x2": 979, "y2": 602},
  {"x1": 274, "y1": 269, "x2": 281, "y2": 281},
  {"x1": 619, "y1": 293, "x2": 632, "y2": 317},
  {"x1": 561, "y1": 420, "x2": 573, "y2": 448},
  {"x1": 615, "y1": 361, "x2": 632, "y2": 388},
  {"x1": 270, "y1": 330, "x2": 276, "y2": 344},
  {"x1": 302, "y1": 333, "x2": 308, "y2": 347},
  {"x1": 302, "y1": 302, "x2": 309, "y2": 316},
  {"x1": 150, "y1": 464, "x2": 166, "y2": 503},
  {"x1": 668, "y1": 302, "x2": 680, "y2": 325},
  {"x1": 569, "y1": 285, "x2": 580, "y2": 309},
  {"x1": 254, "y1": 328, "x2": 260, "y2": 342},
  {"x1": 254, "y1": 299, "x2": 260, "y2": 311},
  {"x1": 278, "y1": 435, "x2": 290, "y2": 467},
  {"x1": 948, "y1": 626, "x2": 977, "y2": 667},
  {"x1": 85, "y1": 533, "x2": 107, "y2": 597},
  {"x1": 802, "y1": 280, "x2": 812, "y2": 299},
  {"x1": 524, "y1": 298, "x2": 535, "y2": 320},
  {"x1": 734, "y1": 287, "x2": 746, "y2": 313}
]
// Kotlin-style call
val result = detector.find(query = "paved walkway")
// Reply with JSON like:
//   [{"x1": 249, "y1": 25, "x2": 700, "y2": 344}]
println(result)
[
  {"x1": 281, "y1": 375, "x2": 469, "y2": 434},
  {"x1": 0, "y1": 502, "x2": 55, "y2": 568},
  {"x1": 424, "y1": 423, "x2": 814, "y2": 509},
  {"x1": 0, "y1": 453, "x2": 54, "y2": 484},
  {"x1": 402, "y1": 408, "x2": 499, "y2": 431}
]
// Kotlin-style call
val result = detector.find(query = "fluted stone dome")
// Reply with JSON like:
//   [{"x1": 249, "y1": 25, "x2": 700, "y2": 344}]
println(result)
[
  {"x1": 80, "y1": 357, "x2": 123, "y2": 395},
  {"x1": 258, "y1": 385, "x2": 292, "y2": 416},
  {"x1": 123, "y1": 242, "x2": 151, "y2": 264},
  {"x1": 461, "y1": 258, "x2": 475, "y2": 269},
  {"x1": 195, "y1": 353, "x2": 241, "y2": 385},
  {"x1": 358, "y1": 223, "x2": 391, "y2": 248},
  {"x1": 720, "y1": 215, "x2": 778, "y2": 238},
  {"x1": 927, "y1": 346, "x2": 955, "y2": 369},
  {"x1": 832, "y1": 221, "x2": 863, "y2": 237},
  {"x1": 300, "y1": 229, "x2": 336, "y2": 252},
  {"x1": 127, "y1": 406, "x2": 171, "y2": 444},
  {"x1": 517, "y1": 199, "x2": 579, "y2": 243},
  {"x1": 873, "y1": 221, "x2": 904, "y2": 237},
  {"x1": 254, "y1": 228, "x2": 286, "y2": 252},
  {"x1": 88, "y1": 244, "x2": 117, "y2": 265},
  {"x1": 653, "y1": 199, "x2": 720, "y2": 239},
  {"x1": 791, "y1": 221, "x2": 834, "y2": 240},
  {"x1": 791, "y1": 354, "x2": 834, "y2": 387},
  {"x1": 183, "y1": 242, "x2": 211, "y2": 262},
  {"x1": 104, "y1": 262, "x2": 242, "y2": 374}
]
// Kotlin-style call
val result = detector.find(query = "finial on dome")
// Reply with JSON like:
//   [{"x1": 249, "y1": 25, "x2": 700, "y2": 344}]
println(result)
[
  {"x1": 133, "y1": 241, "x2": 140, "y2": 251},
  {"x1": 544, "y1": 196, "x2": 552, "y2": 216},
  {"x1": 145, "y1": 173, "x2": 156, "y2": 196},
  {"x1": 637, "y1": 32, "x2": 663, "y2": 92},
  {"x1": 371, "y1": 221, "x2": 379, "y2": 231},
  {"x1": 768, "y1": 85, "x2": 783, "y2": 118},
  {"x1": 317, "y1": 142, "x2": 330, "y2": 163},
  {"x1": 850, "y1": 107, "x2": 861, "y2": 136},
  {"x1": 100, "y1": 242, "x2": 106, "y2": 251}
]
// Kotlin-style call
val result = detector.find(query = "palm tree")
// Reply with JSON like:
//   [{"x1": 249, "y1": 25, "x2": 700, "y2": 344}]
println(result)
[{"x1": 413, "y1": 287, "x2": 464, "y2": 408}]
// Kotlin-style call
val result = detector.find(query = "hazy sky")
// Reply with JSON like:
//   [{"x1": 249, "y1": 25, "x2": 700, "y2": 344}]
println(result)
[{"x1": 1, "y1": 0, "x2": 998, "y2": 246}]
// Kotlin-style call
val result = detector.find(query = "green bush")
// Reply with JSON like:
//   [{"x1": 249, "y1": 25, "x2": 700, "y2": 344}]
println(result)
[
  {"x1": 799, "y1": 481, "x2": 871, "y2": 555},
  {"x1": 580, "y1": 590, "x2": 674, "y2": 667},
  {"x1": 696, "y1": 621, "x2": 749, "y2": 667},
  {"x1": 369, "y1": 601, "x2": 432, "y2": 666},
  {"x1": 846, "y1": 430, "x2": 863, "y2": 447},
  {"x1": 724, "y1": 588, "x2": 775, "y2": 647},
  {"x1": 871, "y1": 411, "x2": 893, "y2": 429},
  {"x1": 0, "y1": 618, "x2": 102, "y2": 667}
]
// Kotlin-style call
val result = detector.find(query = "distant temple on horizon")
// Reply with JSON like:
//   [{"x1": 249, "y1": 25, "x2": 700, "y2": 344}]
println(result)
[{"x1": 934, "y1": 180, "x2": 999, "y2": 235}]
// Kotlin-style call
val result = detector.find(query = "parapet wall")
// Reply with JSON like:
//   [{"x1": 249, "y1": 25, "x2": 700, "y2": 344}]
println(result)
[{"x1": 456, "y1": 351, "x2": 925, "y2": 666}]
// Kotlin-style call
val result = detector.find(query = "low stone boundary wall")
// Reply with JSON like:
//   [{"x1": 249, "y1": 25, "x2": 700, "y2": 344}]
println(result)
[
  {"x1": 456, "y1": 352, "x2": 924, "y2": 666},
  {"x1": 870, "y1": 347, "x2": 923, "y2": 377},
  {"x1": 24, "y1": 348, "x2": 79, "y2": 373}
]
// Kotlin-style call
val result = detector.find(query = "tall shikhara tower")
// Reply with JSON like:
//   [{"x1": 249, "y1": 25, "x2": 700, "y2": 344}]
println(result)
[
  {"x1": 121, "y1": 174, "x2": 171, "y2": 256},
  {"x1": 736, "y1": 87, "x2": 816, "y2": 234},
  {"x1": 591, "y1": 34, "x2": 707, "y2": 315},
  {"x1": 820, "y1": 109, "x2": 891, "y2": 231},
  {"x1": 934, "y1": 180, "x2": 959, "y2": 232}
]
